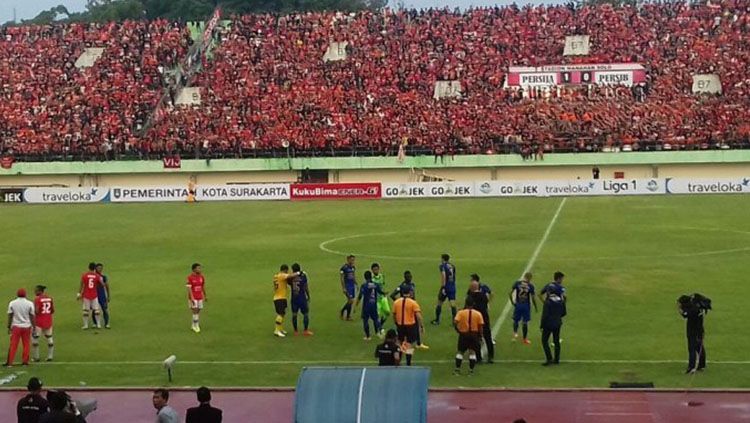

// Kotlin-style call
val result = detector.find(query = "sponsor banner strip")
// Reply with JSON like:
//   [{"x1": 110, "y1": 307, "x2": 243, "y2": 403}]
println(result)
[
  {"x1": 7, "y1": 178, "x2": 750, "y2": 205},
  {"x1": 290, "y1": 183, "x2": 381, "y2": 200}
]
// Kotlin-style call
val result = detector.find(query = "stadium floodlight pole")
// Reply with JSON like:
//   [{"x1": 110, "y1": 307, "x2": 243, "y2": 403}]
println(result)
[{"x1": 163, "y1": 355, "x2": 177, "y2": 382}]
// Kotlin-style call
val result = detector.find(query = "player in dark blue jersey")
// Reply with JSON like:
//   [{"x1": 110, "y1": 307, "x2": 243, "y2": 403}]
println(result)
[
  {"x1": 356, "y1": 271, "x2": 385, "y2": 341},
  {"x1": 339, "y1": 255, "x2": 357, "y2": 320},
  {"x1": 93, "y1": 263, "x2": 111, "y2": 329},
  {"x1": 390, "y1": 271, "x2": 416, "y2": 301},
  {"x1": 540, "y1": 271, "x2": 567, "y2": 365},
  {"x1": 291, "y1": 263, "x2": 313, "y2": 336},
  {"x1": 431, "y1": 254, "x2": 457, "y2": 325},
  {"x1": 539, "y1": 271, "x2": 567, "y2": 303},
  {"x1": 510, "y1": 272, "x2": 537, "y2": 344}
]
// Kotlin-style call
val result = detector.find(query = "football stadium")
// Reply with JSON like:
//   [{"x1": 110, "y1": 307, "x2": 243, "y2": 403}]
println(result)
[{"x1": 1, "y1": 0, "x2": 749, "y2": 421}]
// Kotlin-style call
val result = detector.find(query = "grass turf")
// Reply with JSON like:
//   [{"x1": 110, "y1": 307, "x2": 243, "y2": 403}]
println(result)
[{"x1": 0, "y1": 195, "x2": 748, "y2": 389}]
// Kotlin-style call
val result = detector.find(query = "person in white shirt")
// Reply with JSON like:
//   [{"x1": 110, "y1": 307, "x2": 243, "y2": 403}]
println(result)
[{"x1": 6, "y1": 288, "x2": 35, "y2": 367}]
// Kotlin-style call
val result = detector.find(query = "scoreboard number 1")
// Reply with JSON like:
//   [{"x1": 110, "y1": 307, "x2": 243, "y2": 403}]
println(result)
[{"x1": 561, "y1": 71, "x2": 572, "y2": 84}]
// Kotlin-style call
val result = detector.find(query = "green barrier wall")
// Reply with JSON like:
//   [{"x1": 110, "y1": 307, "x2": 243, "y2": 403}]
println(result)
[{"x1": 2, "y1": 151, "x2": 750, "y2": 177}]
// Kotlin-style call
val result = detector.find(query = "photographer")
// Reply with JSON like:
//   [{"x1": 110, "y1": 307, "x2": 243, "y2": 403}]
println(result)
[
  {"x1": 678, "y1": 294, "x2": 710, "y2": 374},
  {"x1": 39, "y1": 390, "x2": 85, "y2": 423}
]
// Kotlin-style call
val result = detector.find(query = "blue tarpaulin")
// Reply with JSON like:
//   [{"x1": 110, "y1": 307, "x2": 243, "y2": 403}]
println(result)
[{"x1": 294, "y1": 367, "x2": 430, "y2": 423}]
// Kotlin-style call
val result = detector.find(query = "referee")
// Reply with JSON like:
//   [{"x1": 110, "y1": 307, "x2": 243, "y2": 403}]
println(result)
[
  {"x1": 453, "y1": 297, "x2": 484, "y2": 375},
  {"x1": 392, "y1": 287, "x2": 424, "y2": 366},
  {"x1": 467, "y1": 274, "x2": 493, "y2": 363}
]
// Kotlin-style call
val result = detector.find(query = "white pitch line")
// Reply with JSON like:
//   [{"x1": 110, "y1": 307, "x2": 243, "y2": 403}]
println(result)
[
  {"x1": 25, "y1": 359, "x2": 750, "y2": 365},
  {"x1": 490, "y1": 198, "x2": 568, "y2": 344}
]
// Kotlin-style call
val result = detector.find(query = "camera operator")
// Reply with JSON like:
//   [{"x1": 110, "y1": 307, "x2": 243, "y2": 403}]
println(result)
[
  {"x1": 39, "y1": 390, "x2": 85, "y2": 423},
  {"x1": 678, "y1": 294, "x2": 710, "y2": 374}
]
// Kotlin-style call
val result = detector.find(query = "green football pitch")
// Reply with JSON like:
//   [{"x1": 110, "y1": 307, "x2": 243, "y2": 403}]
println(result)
[{"x1": 0, "y1": 195, "x2": 748, "y2": 389}]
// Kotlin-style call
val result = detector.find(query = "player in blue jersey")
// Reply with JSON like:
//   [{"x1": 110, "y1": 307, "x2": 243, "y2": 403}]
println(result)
[
  {"x1": 290, "y1": 263, "x2": 313, "y2": 336},
  {"x1": 339, "y1": 255, "x2": 357, "y2": 320},
  {"x1": 390, "y1": 271, "x2": 416, "y2": 301},
  {"x1": 93, "y1": 263, "x2": 111, "y2": 329},
  {"x1": 539, "y1": 271, "x2": 567, "y2": 303},
  {"x1": 356, "y1": 271, "x2": 385, "y2": 341},
  {"x1": 510, "y1": 272, "x2": 537, "y2": 344},
  {"x1": 431, "y1": 254, "x2": 457, "y2": 325}
]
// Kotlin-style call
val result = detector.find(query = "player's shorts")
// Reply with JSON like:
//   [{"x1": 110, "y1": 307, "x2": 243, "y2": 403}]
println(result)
[
  {"x1": 345, "y1": 284, "x2": 356, "y2": 300},
  {"x1": 438, "y1": 285, "x2": 457, "y2": 302},
  {"x1": 362, "y1": 306, "x2": 379, "y2": 321},
  {"x1": 33, "y1": 327, "x2": 53, "y2": 337},
  {"x1": 274, "y1": 299, "x2": 288, "y2": 315},
  {"x1": 513, "y1": 303, "x2": 531, "y2": 323},
  {"x1": 457, "y1": 333, "x2": 481, "y2": 353},
  {"x1": 291, "y1": 298, "x2": 309, "y2": 314},
  {"x1": 82, "y1": 298, "x2": 101, "y2": 312},
  {"x1": 189, "y1": 299, "x2": 204, "y2": 310},
  {"x1": 377, "y1": 296, "x2": 391, "y2": 317},
  {"x1": 396, "y1": 324, "x2": 419, "y2": 345}
]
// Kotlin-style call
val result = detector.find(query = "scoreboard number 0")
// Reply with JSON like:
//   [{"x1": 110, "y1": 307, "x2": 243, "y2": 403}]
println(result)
[{"x1": 581, "y1": 71, "x2": 592, "y2": 83}]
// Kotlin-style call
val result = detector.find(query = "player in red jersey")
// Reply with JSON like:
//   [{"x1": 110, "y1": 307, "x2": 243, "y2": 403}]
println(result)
[
  {"x1": 186, "y1": 263, "x2": 207, "y2": 333},
  {"x1": 32, "y1": 285, "x2": 54, "y2": 362},
  {"x1": 78, "y1": 262, "x2": 103, "y2": 329}
]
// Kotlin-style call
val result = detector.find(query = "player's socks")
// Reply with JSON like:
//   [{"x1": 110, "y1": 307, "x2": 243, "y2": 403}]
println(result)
[
  {"x1": 406, "y1": 354, "x2": 413, "y2": 366},
  {"x1": 82, "y1": 314, "x2": 89, "y2": 329},
  {"x1": 292, "y1": 315, "x2": 299, "y2": 332},
  {"x1": 513, "y1": 321, "x2": 519, "y2": 334},
  {"x1": 469, "y1": 353, "x2": 477, "y2": 370},
  {"x1": 339, "y1": 301, "x2": 349, "y2": 320},
  {"x1": 433, "y1": 306, "x2": 442, "y2": 324},
  {"x1": 451, "y1": 306, "x2": 457, "y2": 320},
  {"x1": 47, "y1": 340, "x2": 54, "y2": 361},
  {"x1": 455, "y1": 353, "x2": 463, "y2": 369},
  {"x1": 103, "y1": 310, "x2": 110, "y2": 327},
  {"x1": 522, "y1": 323, "x2": 528, "y2": 340},
  {"x1": 363, "y1": 320, "x2": 371, "y2": 338},
  {"x1": 31, "y1": 342, "x2": 39, "y2": 362},
  {"x1": 303, "y1": 314, "x2": 310, "y2": 331}
]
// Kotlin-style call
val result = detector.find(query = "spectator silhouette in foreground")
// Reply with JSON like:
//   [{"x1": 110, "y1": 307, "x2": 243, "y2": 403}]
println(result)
[
  {"x1": 39, "y1": 390, "x2": 85, "y2": 423},
  {"x1": 17, "y1": 377, "x2": 49, "y2": 423},
  {"x1": 186, "y1": 386, "x2": 222, "y2": 423}
]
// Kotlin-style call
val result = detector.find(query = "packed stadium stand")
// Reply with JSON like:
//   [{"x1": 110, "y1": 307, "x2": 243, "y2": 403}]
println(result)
[{"x1": 2, "y1": 2, "x2": 750, "y2": 161}]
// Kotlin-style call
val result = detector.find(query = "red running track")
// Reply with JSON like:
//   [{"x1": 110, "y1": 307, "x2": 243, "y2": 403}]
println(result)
[{"x1": 1, "y1": 389, "x2": 749, "y2": 422}]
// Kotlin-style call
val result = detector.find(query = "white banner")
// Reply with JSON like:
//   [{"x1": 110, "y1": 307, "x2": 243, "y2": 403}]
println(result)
[
  {"x1": 519, "y1": 73, "x2": 557, "y2": 87},
  {"x1": 596, "y1": 71, "x2": 634, "y2": 86},
  {"x1": 382, "y1": 182, "x2": 474, "y2": 199},
  {"x1": 323, "y1": 42, "x2": 349, "y2": 62},
  {"x1": 175, "y1": 87, "x2": 202, "y2": 106},
  {"x1": 433, "y1": 80, "x2": 462, "y2": 99},
  {"x1": 24, "y1": 187, "x2": 110, "y2": 204},
  {"x1": 563, "y1": 35, "x2": 590, "y2": 56},
  {"x1": 692, "y1": 74, "x2": 722, "y2": 94},
  {"x1": 666, "y1": 178, "x2": 750, "y2": 194},
  {"x1": 196, "y1": 184, "x2": 290, "y2": 201},
  {"x1": 110, "y1": 186, "x2": 189, "y2": 203},
  {"x1": 473, "y1": 179, "x2": 664, "y2": 197}
]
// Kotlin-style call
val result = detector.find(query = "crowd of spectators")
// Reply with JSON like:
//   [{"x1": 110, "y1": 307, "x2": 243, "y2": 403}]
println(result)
[
  {"x1": 0, "y1": 20, "x2": 191, "y2": 160},
  {"x1": 2, "y1": 1, "x2": 750, "y2": 161}
]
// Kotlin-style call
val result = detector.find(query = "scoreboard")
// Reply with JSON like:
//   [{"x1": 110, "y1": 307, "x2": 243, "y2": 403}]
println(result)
[{"x1": 506, "y1": 63, "x2": 646, "y2": 88}]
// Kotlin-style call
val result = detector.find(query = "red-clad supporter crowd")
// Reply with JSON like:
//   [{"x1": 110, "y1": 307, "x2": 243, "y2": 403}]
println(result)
[
  {"x1": 0, "y1": 20, "x2": 191, "y2": 159},
  {"x1": 2, "y1": 2, "x2": 750, "y2": 161}
]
